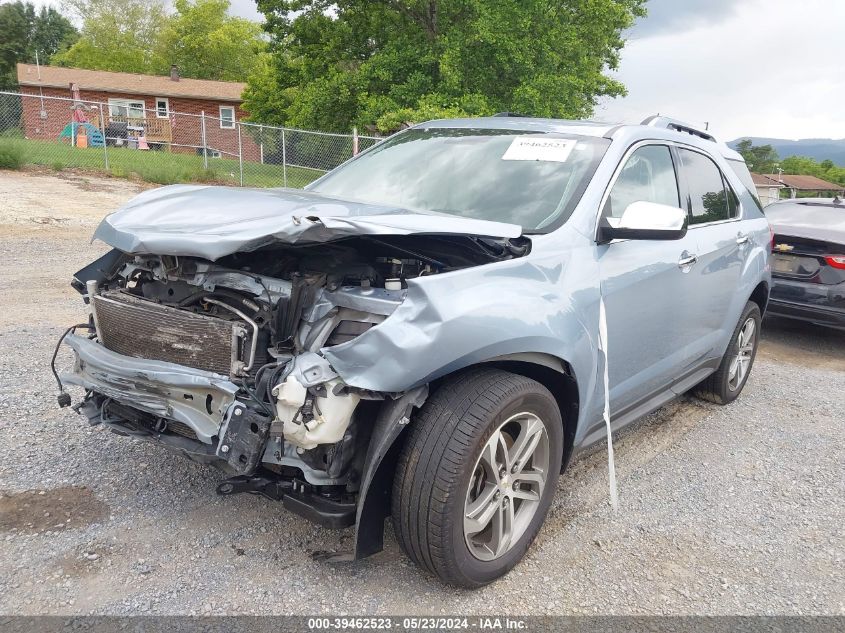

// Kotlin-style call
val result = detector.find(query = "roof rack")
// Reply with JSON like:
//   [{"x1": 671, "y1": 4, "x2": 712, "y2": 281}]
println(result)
[
  {"x1": 640, "y1": 115, "x2": 715, "y2": 142},
  {"x1": 492, "y1": 112, "x2": 532, "y2": 118}
]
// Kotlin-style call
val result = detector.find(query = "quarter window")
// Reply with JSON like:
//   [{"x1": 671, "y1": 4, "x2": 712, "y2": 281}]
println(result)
[
  {"x1": 678, "y1": 149, "x2": 735, "y2": 225},
  {"x1": 605, "y1": 145, "x2": 679, "y2": 219},
  {"x1": 727, "y1": 158, "x2": 763, "y2": 211},
  {"x1": 219, "y1": 106, "x2": 235, "y2": 129}
]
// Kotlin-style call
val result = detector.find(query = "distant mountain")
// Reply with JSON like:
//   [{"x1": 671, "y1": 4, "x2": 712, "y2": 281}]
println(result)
[{"x1": 728, "y1": 137, "x2": 845, "y2": 166}]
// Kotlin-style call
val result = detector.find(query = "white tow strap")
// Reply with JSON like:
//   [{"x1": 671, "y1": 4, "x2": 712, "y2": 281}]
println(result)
[{"x1": 598, "y1": 295, "x2": 619, "y2": 511}]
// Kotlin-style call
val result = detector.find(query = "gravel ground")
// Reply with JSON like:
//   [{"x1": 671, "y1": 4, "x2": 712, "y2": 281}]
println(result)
[{"x1": 0, "y1": 169, "x2": 843, "y2": 616}]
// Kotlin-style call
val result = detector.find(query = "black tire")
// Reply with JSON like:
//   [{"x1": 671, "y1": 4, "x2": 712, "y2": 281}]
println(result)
[
  {"x1": 694, "y1": 301, "x2": 762, "y2": 405},
  {"x1": 391, "y1": 368, "x2": 563, "y2": 587}
]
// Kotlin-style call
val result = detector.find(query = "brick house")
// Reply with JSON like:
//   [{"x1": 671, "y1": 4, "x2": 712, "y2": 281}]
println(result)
[{"x1": 16, "y1": 63, "x2": 259, "y2": 160}]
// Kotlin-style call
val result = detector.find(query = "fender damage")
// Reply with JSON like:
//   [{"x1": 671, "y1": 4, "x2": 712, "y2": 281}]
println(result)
[{"x1": 57, "y1": 184, "x2": 589, "y2": 558}]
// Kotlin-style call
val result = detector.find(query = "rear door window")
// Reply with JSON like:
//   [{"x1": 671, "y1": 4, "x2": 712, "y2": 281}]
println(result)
[
  {"x1": 678, "y1": 148, "x2": 737, "y2": 225},
  {"x1": 604, "y1": 145, "x2": 680, "y2": 219}
]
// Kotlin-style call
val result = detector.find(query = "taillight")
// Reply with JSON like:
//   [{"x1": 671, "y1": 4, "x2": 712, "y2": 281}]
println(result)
[
  {"x1": 768, "y1": 223, "x2": 775, "y2": 252},
  {"x1": 825, "y1": 255, "x2": 845, "y2": 270}
]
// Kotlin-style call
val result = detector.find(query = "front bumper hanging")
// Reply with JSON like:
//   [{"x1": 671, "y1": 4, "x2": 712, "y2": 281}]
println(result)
[{"x1": 61, "y1": 334, "x2": 240, "y2": 443}]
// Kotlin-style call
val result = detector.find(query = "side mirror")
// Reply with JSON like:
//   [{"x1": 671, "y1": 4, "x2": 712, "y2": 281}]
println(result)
[{"x1": 599, "y1": 201, "x2": 688, "y2": 242}]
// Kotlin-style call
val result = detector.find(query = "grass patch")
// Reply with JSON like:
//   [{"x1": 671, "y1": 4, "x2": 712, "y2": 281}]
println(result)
[
  {"x1": 0, "y1": 140, "x2": 25, "y2": 169},
  {"x1": 1, "y1": 137, "x2": 325, "y2": 188}
]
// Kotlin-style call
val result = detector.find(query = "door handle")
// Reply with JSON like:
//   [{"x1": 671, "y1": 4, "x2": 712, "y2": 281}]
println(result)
[
  {"x1": 678, "y1": 253, "x2": 698, "y2": 268},
  {"x1": 736, "y1": 234, "x2": 749, "y2": 245}
]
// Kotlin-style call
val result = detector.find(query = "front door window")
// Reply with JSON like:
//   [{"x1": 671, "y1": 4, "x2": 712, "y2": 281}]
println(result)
[{"x1": 605, "y1": 144, "x2": 680, "y2": 219}]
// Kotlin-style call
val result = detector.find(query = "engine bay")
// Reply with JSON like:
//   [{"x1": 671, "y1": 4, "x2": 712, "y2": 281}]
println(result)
[{"x1": 64, "y1": 233, "x2": 529, "y2": 494}]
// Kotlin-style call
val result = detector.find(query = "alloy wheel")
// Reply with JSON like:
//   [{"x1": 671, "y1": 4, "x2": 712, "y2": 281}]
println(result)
[
  {"x1": 728, "y1": 317, "x2": 756, "y2": 391},
  {"x1": 463, "y1": 412, "x2": 550, "y2": 561}
]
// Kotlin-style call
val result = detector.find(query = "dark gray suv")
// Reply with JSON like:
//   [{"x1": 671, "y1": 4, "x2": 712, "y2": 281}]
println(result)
[{"x1": 56, "y1": 115, "x2": 771, "y2": 586}]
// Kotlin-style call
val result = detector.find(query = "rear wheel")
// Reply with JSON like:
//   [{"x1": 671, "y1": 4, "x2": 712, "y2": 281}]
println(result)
[
  {"x1": 695, "y1": 301, "x2": 761, "y2": 405},
  {"x1": 391, "y1": 368, "x2": 563, "y2": 587}
]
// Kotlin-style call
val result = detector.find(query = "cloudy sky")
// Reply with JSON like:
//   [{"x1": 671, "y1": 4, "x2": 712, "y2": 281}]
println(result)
[
  {"x1": 596, "y1": 0, "x2": 845, "y2": 141},
  {"x1": 22, "y1": 0, "x2": 843, "y2": 141},
  {"x1": 226, "y1": 0, "x2": 261, "y2": 21}
]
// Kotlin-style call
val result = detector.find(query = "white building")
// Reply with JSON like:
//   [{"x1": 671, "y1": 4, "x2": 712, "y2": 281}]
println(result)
[{"x1": 750, "y1": 173, "x2": 785, "y2": 206}]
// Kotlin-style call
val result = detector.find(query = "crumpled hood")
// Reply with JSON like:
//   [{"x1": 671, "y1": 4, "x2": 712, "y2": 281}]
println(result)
[{"x1": 93, "y1": 185, "x2": 523, "y2": 260}]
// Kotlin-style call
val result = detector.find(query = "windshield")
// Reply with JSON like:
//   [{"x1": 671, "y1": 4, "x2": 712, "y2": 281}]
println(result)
[{"x1": 307, "y1": 127, "x2": 609, "y2": 232}]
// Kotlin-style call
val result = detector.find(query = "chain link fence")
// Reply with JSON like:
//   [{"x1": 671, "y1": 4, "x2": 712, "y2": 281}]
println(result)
[{"x1": 0, "y1": 90, "x2": 381, "y2": 188}]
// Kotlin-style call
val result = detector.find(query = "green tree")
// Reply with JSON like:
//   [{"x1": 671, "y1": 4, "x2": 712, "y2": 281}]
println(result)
[
  {"x1": 781, "y1": 155, "x2": 845, "y2": 186},
  {"x1": 153, "y1": 0, "x2": 265, "y2": 81},
  {"x1": 735, "y1": 139, "x2": 779, "y2": 174},
  {"x1": 55, "y1": 0, "x2": 169, "y2": 73},
  {"x1": 54, "y1": 0, "x2": 264, "y2": 81},
  {"x1": 0, "y1": 1, "x2": 78, "y2": 89},
  {"x1": 241, "y1": 51, "x2": 293, "y2": 120},
  {"x1": 246, "y1": 0, "x2": 646, "y2": 132}
]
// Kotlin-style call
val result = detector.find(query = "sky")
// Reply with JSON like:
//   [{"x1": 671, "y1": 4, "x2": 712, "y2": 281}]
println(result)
[
  {"x1": 19, "y1": 0, "x2": 844, "y2": 141},
  {"x1": 227, "y1": 0, "x2": 262, "y2": 21},
  {"x1": 595, "y1": 0, "x2": 845, "y2": 141}
]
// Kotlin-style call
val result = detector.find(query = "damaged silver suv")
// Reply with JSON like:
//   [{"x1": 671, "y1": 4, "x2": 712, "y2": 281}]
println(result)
[{"x1": 56, "y1": 115, "x2": 771, "y2": 586}]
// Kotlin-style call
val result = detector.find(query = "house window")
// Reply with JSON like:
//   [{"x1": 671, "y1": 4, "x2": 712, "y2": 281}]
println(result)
[
  {"x1": 219, "y1": 106, "x2": 235, "y2": 129},
  {"x1": 108, "y1": 98, "x2": 145, "y2": 120},
  {"x1": 155, "y1": 98, "x2": 169, "y2": 119}
]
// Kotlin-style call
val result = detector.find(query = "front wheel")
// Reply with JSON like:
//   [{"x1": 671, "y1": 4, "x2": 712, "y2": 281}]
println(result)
[
  {"x1": 694, "y1": 300, "x2": 762, "y2": 405},
  {"x1": 391, "y1": 369, "x2": 563, "y2": 587}
]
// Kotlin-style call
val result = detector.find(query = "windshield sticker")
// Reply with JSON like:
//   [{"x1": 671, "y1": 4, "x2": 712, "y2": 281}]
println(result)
[{"x1": 502, "y1": 137, "x2": 575, "y2": 163}]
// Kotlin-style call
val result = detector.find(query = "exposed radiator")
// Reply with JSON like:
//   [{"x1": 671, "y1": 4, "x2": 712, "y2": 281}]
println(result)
[
  {"x1": 166, "y1": 420, "x2": 199, "y2": 440},
  {"x1": 92, "y1": 291, "x2": 247, "y2": 376}
]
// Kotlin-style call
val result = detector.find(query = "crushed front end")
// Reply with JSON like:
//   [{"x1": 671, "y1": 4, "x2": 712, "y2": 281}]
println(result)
[{"x1": 57, "y1": 221, "x2": 527, "y2": 538}]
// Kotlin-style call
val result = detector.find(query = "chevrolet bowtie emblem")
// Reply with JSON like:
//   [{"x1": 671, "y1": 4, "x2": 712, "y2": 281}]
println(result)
[{"x1": 774, "y1": 243, "x2": 794, "y2": 252}]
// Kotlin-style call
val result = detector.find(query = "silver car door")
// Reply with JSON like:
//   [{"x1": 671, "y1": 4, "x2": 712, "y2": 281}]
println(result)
[
  {"x1": 676, "y1": 147, "x2": 746, "y2": 363},
  {"x1": 597, "y1": 143, "x2": 702, "y2": 416}
]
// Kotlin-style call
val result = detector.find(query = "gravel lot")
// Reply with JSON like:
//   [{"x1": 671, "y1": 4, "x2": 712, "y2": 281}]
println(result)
[{"x1": 1, "y1": 169, "x2": 843, "y2": 616}]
